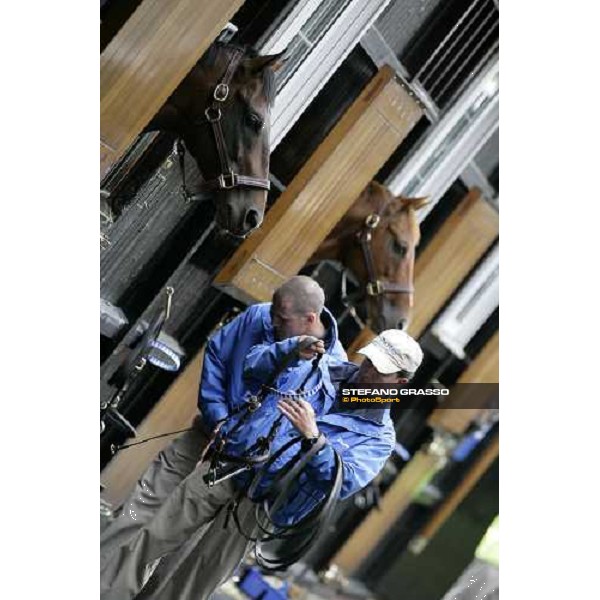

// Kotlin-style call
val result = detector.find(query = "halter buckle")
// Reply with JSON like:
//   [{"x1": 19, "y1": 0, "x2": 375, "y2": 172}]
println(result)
[
  {"x1": 219, "y1": 171, "x2": 237, "y2": 189},
  {"x1": 366, "y1": 281, "x2": 384, "y2": 296},
  {"x1": 205, "y1": 106, "x2": 222, "y2": 122},
  {"x1": 213, "y1": 83, "x2": 229, "y2": 102},
  {"x1": 365, "y1": 213, "x2": 381, "y2": 229}
]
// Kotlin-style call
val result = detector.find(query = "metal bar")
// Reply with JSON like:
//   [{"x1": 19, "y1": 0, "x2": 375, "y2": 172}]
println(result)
[
  {"x1": 432, "y1": 31, "x2": 498, "y2": 103},
  {"x1": 446, "y1": 42, "x2": 498, "y2": 109},
  {"x1": 427, "y1": 10, "x2": 498, "y2": 96},
  {"x1": 257, "y1": 0, "x2": 325, "y2": 54},
  {"x1": 413, "y1": 0, "x2": 487, "y2": 82},
  {"x1": 419, "y1": 0, "x2": 491, "y2": 88},
  {"x1": 360, "y1": 26, "x2": 439, "y2": 121}
]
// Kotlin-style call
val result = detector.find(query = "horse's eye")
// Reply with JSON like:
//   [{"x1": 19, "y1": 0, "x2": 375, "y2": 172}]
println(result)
[
  {"x1": 246, "y1": 113, "x2": 264, "y2": 132},
  {"x1": 391, "y1": 238, "x2": 408, "y2": 258}
]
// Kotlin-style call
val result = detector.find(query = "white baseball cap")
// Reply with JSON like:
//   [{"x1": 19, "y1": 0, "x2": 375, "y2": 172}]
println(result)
[{"x1": 358, "y1": 329, "x2": 424, "y2": 375}]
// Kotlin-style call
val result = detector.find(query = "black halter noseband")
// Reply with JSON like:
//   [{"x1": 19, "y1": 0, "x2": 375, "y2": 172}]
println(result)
[
  {"x1": 175, "y1": 45, "x2": 271, "y2": 202},
  {"x1": 357, "y1": 212, "x2": 415, "y2": 298}
]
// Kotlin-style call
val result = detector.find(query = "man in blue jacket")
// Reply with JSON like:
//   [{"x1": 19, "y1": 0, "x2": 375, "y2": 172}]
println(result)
[
  {"x1": 100, "y1": 276, "x2": 346, "y2": 595},
  {"x1": 101, "y1": 328, "x2": 422, "y2": 600}
]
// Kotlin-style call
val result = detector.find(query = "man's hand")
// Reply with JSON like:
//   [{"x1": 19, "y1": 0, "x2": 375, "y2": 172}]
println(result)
[
  {"x1": 297, "y1": 335, "x2": 325, "y2": 360},
  {"x1": 277, "y1": 398, "x2": 320, "y2": 438}
]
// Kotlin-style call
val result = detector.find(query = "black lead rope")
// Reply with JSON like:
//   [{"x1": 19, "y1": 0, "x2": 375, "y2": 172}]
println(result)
[
  {"x1": 110, "y1": 427, "x2": 196, "y2": 454},
  {"x1": 228, "y1": 434, "x2": 343, "y2": 571},
  {"x1": 220, "y1": 353, "x2": 345, "y2": 571},
  {"x1": 203, "y1": 344, "x2": 323, "y2": 486}
]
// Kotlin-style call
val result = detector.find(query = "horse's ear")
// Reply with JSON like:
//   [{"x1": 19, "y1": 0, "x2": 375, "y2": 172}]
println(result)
[
  {"x1": 245, "y1": 50, "x2": 287, "y2": 74},
  {"x1": 368, "y1": 180, "x2": 388, "y2": 194},
  {"x1": 400, "y1": 196, "x2": 430, "y2": 211}
]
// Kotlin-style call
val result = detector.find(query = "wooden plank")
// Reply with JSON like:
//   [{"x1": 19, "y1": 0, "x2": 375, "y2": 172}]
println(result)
[
  {"x1": 101, "y1": 348, "x2": 205, "y2": 507},
  {"x1": 411, "y1": 435, "x2": 499, "y2": 551},
  {"x1": 100, "y1": 0, "x2": 244, "y2": 179},
  {"x1": 428, "y1": 331, "x2": 499, "y2": 434},
  {"x1": 214, "y1": 66, "x2": 423, "y2": 303},
  {"x1": 332, "y1": 449, "x2": 442, "y2": 574},
  {"x1": 408, "y1": 189, "x2": 498, "y2": 338}
]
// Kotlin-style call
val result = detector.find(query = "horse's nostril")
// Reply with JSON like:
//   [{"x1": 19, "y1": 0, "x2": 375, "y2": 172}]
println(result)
[
  {"x1": 244, "y1": 209, "x2": 260, "y2": 231},
  {"x1": 397, "y1": 319, "x2": 408, "y2": 331}
]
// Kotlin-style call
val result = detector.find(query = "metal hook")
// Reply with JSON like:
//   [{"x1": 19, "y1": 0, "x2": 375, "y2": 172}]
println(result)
[{"x1": 165, "y1": 287, "x2": 174, "y2": 320}]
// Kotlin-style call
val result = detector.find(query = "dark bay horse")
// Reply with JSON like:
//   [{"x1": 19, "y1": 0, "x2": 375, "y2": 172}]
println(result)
[
  {"x1": 147, "y1": 42, "x2": 284, "y2": 238},
  {"x1": 309, "y1": 181, "x2": 428, "y2": 332}
]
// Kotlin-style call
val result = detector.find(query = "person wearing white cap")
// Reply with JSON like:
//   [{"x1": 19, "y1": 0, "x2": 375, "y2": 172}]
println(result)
[{"x1": 354, "y1": 328, "x2": 424, "y2": 384}]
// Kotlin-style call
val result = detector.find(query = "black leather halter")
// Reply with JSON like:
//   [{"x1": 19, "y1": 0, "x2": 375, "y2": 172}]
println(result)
[
  {"x1": 176, "y1": 46, "x2": 271, "y2": 202},
  {"x1": 357, "y1": 212, "x2": 415, "y2": 297}
]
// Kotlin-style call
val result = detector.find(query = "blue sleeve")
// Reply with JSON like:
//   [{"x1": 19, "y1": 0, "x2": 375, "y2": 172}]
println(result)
[
  {"x1": 243, "y1": 337, "x2": 300, "y2": 382},
  {"x1": 303, "y1": 430, "x2": 395, "y2": 499},
  {"x1": 199, "y1": 305, "x2": 262, "y2": 430}
]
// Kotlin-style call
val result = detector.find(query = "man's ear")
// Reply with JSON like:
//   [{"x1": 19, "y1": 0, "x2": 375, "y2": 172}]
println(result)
[{"x1": 397, "y1": 377, "x2": 409, "y2": 385}]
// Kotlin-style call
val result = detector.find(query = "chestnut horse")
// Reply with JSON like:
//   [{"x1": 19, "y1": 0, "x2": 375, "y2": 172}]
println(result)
[
  {"x1": 146, "y1": 42, "x2": 284, "y2": 238},
  {"x1": 310, "y1": 181, "x2": 428, "y2": 332}
]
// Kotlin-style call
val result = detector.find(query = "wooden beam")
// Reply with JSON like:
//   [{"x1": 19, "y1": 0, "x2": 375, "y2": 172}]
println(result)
[
  {"x1": 346, "y1": 326, "x2": 376, "y2": 363},
  {"x1": 428, "y1": 331, "x2": 499, "y2": 434},
  {"x1": 331, "y1": 449, "x2": 442, "y2": 574},
  {"x1": 457, "y1": 331, "x2": 499, "y2": 384},
  {"x1": 214, "y1": 66, "x2": 423, "y2": 302},
  {"x1": 101, "y1": 348, "x2": 204, "y2": 507},
  {"x1": 408, "y1": 189, "x2": 498, "y2": 338},
  {"x1": 100, "y1": 0, "x2": 244, "y2": 179},
  {"x1": 411, "y1": 435, "x2": 499, "y2": 551}
]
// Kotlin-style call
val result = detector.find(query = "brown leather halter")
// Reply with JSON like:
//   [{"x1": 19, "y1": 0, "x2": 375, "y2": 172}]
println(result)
[
  {"x1": 175, "y1": 45, "x2": 271, "y2": 202},
  {"x1": 357, "y1": 211, "x2": 415, "y2": 298}
]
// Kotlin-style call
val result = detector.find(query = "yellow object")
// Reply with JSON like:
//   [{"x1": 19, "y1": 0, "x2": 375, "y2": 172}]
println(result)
[{"x1": 475, "y1": 515, "x2": 499, "y2": 567}]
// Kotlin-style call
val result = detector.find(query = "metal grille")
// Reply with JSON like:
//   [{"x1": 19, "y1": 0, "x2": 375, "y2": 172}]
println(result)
[
  {"x1": 274, "y1": 0, "x2": 352, "y2": 92},
  {"x1": 412, "y1": 0, "x2": 498, "y2": 108}
]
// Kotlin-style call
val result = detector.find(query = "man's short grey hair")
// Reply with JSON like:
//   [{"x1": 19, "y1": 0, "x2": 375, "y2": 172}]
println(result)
[{"x1": 273, "y1": 276, "x2": 325, "y2": 315}]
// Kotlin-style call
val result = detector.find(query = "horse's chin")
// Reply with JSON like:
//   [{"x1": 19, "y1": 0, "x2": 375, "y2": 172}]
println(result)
[
  {"x1": 215, "y1": 228, "x2": 248, "y2": 246},
  {"x1": 368, "y1": 309, "x2": 411, "y2": 333}
]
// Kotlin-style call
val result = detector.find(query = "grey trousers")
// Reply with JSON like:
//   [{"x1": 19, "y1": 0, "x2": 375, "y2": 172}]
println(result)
[
  {"x1": 100, "y1": 417, "x2": 208, "y2": 569},
  {"x1": 136, "y1": 493, "x2": 257, "y2": 600},
  {"x1": 100, "y1": 458, "x2": 257, "y2": 600}
]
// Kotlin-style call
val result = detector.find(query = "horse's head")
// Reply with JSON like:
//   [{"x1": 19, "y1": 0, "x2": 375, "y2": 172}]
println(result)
[
  {"x1": 313, "y1": 181, "x2": 428, "y2": 332},
  {"x1": 358, "y1": 182, "x2": 428, "y2": 331},
  {"x1": 154, "y1": 43, "x2": 284, "y2": 238}
]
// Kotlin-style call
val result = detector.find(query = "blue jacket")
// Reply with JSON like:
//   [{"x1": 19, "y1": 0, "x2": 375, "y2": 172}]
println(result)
[
  {"x1": 241, "y1": 361, "x2": 396, "y2": 525},
  {"x1": 199, "y1": 304, "x2": 395, "y2": 525},
  {"x1": 199, "y1": 302, "x2": 346, "y2": 433}
]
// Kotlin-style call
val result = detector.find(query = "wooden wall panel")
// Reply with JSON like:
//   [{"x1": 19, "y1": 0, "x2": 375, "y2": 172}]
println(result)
[
  {"x1": 408, "y1": 189, "x2": 498, "y2": 338},
  {"x1": 101, "y1": 348, "x2": 205, "y2": 507},
  {"x1": 429, "y1": 331, "x2": 499, "y2": 434},
  {"x1": 214, "y1": 66, "x2": 423, "y2": 303},
  {"x1": 100, "y1": 0, "x2": 244, "y2": 179}
]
